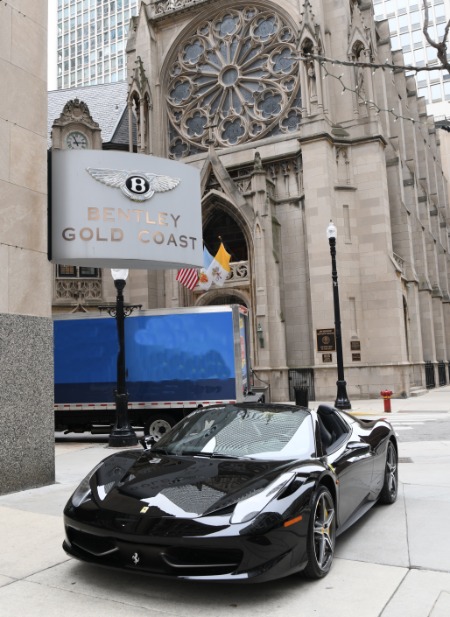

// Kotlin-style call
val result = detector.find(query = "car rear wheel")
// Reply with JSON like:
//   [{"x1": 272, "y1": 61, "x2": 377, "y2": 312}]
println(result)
[
  {"x1": 144, "y1": 413, "x2": 176, "y2": 441},
  {"x1": 378, "y1": 440, "x2": 398, "y2": 504},
  {"x1": 303, "y1": 486, "x2": 336, "y2": 579}
]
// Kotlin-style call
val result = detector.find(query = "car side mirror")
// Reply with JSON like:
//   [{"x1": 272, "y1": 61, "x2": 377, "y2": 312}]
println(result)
[
  {"x1": 140, "y1": 435, "x2": 156, "y2": 450},
  {"x1": 346, "y1": 441, "x2": 370, "y2": 454}
]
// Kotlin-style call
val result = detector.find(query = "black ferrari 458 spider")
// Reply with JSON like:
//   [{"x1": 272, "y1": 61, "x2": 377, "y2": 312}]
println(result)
[{"x1": 63, "y1": 403, "x2": 398, "y2": 583}]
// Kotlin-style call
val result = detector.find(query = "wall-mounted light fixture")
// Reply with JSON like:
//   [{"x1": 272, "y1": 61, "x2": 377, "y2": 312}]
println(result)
[{"x1": 257, "y1": 322, "x2": 264, "y2": 348}]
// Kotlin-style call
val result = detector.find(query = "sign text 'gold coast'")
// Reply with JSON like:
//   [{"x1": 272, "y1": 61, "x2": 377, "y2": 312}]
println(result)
[{"x1": 61, "y1": 206, "x2": 199, "y2": 249}]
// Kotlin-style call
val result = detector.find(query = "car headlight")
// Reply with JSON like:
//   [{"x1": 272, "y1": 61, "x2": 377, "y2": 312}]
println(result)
[
  {"x1": 70, "y1": 452, "x2": 140, "y2": 507},
  {"x1": 230, "y1": 471, "x2": 296, "y2": 524},
  {"x1": 71, "y1": 461, "x2": 104, "y2": 507}
]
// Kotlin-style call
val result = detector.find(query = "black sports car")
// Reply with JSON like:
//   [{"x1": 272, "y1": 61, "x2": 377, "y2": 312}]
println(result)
[{"x1": 63, "y1": 403, "x2": 398, "y2": 583}]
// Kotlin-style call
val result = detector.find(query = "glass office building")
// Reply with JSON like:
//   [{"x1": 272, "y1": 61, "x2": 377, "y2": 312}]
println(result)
[
  {"x1": 56, "y1": 0, "x2": 138, "y2": 89},
  {"x1": 373, "y1": 0, "x2": 450, "y2": 116}
]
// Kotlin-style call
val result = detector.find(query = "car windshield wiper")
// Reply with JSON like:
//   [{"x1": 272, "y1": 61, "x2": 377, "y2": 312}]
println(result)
[
  {"x1": 150, "y1": 446, "x2": 170, "y2": 455},
  {"x1": 180, "y1": 450, "x2": 239, "y2": 459}
]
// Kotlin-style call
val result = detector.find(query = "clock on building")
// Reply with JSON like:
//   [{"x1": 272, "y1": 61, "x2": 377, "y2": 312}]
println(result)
[{"x1": 65, "y1": 130, "x2": 88, "y2": 149}]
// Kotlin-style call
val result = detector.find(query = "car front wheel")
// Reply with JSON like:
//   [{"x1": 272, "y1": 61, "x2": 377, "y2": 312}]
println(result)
[
  {"x1": 303, "y1": 486, "x2": 336, "y2": 579},
  {"x1": 378, "y1": 440, "x2": 398, "y2": 504}
]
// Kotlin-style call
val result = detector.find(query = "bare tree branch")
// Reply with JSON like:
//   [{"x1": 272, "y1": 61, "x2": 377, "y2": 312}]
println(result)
[
  {"x1": 301, "y1": 53, "x2": 447, "y2": 74},
  {"x1": 422, "y1": 0, "x2": 450, "y2": 73},
  {"x1": 305, "y1": 1, "x2": 450, "y2": 77}
]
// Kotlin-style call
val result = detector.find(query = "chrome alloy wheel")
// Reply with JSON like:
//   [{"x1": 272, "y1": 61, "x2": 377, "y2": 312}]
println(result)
[
  {"x1": 386, "y1": 442, "x2": 398, "y2": 498},
  {"x1": 379, "y1": 441, "x2": 398, "y2": 504},
  {"x1": 313, "y1": 490, "x2": 335, "y2": 571},
  {"x1": 304, "y1": 486, "x2": 336, "y2": 578}
]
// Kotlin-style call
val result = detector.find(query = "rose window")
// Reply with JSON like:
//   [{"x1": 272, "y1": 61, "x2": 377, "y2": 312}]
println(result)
[{"x1": 167, "y1": 6, "x2": 301, "y2": 158}]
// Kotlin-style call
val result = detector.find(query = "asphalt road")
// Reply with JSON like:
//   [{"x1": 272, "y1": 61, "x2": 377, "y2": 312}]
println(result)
[{"x1": 389, "y1": 412, "x2": 450, "y2": 442}]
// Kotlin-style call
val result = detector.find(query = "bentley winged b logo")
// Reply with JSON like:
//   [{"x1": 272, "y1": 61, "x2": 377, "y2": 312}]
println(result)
[{"x1": 86, "y1": 167, "x2": 181, "y2": 203}]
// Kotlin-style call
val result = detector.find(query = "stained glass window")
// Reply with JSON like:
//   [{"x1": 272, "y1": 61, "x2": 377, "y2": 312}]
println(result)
[{"x1": 167, "y1": 6, "x2": 301, "y2": 157}]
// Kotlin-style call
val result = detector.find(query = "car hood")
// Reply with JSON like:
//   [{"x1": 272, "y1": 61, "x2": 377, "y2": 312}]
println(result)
[{"x1": 93, "y1": 451, "x2": 300, "y2": 518}]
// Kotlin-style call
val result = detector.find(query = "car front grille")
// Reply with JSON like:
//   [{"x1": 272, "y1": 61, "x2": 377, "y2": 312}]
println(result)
[
  {"x1": 65, "y1": 526, "x2": 243, "y2": 577},
  {"x1": 68, "y1": 528, "x2": 118, "y2": 557},
  {"x1": 162, "y1": 546, "x2": 242, "y2": 571}
]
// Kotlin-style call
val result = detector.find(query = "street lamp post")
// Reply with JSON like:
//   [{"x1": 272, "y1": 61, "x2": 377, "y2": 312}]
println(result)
[
  {"x1": 326, "y1": 221, "x2": 351, "y2": 410},
  {"x1": 100, "y1": 269, "x2": 141, "y2": 447}
]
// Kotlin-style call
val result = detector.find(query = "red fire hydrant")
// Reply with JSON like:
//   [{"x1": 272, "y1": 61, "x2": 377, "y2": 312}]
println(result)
[{"x1": 380, "y1": 389, "x2": 393, "y2": 413}]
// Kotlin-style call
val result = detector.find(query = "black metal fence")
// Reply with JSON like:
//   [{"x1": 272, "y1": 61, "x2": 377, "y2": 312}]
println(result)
[
  {"x1": 425, "y1": 362, "x2": 436, "y2": 389},
  {"x1": 438, "y1": 361, "x2": 447, "y2": 386},
  {"x1": 288, "y1": 369, "x2": 315, "y2": 405}
]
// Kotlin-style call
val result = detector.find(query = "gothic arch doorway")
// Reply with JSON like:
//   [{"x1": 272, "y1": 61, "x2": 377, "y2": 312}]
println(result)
[
  {"x1": 203, "y1": 207, "x2": 248, "y2": 262},
  {"x1": 197, "y1": 290, "x2": 250, "y2": 309},
  {"x1": 198, "y1": 198, "x2": 253, "y2": 302},
  {"x1": 207, "y1": 294, "x2": 247, "y2": 307}
]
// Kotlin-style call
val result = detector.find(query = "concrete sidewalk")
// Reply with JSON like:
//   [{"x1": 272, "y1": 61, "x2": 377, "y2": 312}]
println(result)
[
  {"x1": 314, "y1": 384, "x2": 450, "y2": 415},
  {"x1": 0, "y1": 388, "x2": 450, "y2": 616}
]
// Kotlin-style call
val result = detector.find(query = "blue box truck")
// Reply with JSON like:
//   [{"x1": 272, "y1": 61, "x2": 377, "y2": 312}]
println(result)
[{"x1": 54, "y1": 304, "x2": 259, "y2": 439}]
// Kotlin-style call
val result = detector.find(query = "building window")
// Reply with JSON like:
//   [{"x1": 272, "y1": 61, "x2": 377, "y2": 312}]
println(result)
[
  {"x1": 55, "y1": 1, "x2": 138, "y2": 89},
  {"x1": 409, "y1": 10, "x2": 420, "y2": 29},
  {"x1": 58, "y1": 265, "x2": 76, "y2": 277},
  {"x1": 398, "y1": 14, "x2": 409, "y2": 31},
  {"x1": 444, "y1": 82, "x2": 450, "y2": 100},
  {"x1": 57, "y1": 265, "x2": 100, "y2": 278},
  {"x1": 431, "y1": 84, "x2": 442, "y2": 102},
  {"x1": 414, "y1": 48, "x2": 425, "y2": 64},
  {"x1": 418, "y1": 87, "x2": 429, "y2": 102},
  {"x1": 388, "y1": 17, "x2": 397, "y2": 34}
]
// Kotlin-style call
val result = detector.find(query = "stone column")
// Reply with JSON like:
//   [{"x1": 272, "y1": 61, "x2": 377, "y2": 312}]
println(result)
[
  {"x1": 419, "y1": 288, "x2": 437, "y2": 362},
  {"x1": 128, "y1": 100, "x2": 134, "y2": 153},
  {"x1": 432, "y1": 288, "x2": 446, "y2": 362},
  {"x1": 0, "y1": 2, "x2": 54, "y2": 494},
  {"x1": 139, "y1": 97, "x2": 146, "y2": 153},
  {"x1": 251, "y1": 158, "x2": 288, "y2": 401}
]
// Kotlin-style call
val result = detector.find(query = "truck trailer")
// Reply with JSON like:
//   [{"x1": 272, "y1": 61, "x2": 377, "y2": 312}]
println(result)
[{"x1": 54, "y1": 304, "x2": 259, "y2": 439}]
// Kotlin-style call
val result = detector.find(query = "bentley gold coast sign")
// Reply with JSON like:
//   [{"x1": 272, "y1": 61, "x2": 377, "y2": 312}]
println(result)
[{"x1": 49, "y1": 150, "x2": 203, "y2": 269}]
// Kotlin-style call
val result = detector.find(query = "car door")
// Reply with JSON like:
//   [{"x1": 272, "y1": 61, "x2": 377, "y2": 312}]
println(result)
[{"x1": 328, "y1": 429, "x2": 374, "y2": 527}]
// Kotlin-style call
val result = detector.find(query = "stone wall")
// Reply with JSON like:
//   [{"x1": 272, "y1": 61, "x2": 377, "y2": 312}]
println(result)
[
  {"x1": 0, "y1": 2, "x2": 54, "y2": 494},
  {"x1": 0, "y1": 314, "x2": 54, "y2": 494}
]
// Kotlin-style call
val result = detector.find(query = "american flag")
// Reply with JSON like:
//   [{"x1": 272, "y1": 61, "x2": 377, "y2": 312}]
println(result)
[{"x1": 176, "y1": 268, "x2": 198, "y2": 291}]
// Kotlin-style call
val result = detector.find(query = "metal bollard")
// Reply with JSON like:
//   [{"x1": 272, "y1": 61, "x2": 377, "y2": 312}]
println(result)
[{"x1": 380, "y1": 389, "x2": 393, "y2": 413}]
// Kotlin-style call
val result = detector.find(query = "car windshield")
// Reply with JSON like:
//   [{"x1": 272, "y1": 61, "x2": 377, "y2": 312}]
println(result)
[{"x1": 153, "y1": 404, "x2": 315, "y2": 459}]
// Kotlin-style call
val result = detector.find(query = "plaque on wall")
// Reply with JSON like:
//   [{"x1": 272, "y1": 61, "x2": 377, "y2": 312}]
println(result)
[
  {"x1": 317, "y1": 329, "x2": 336, "y2": 352},
  {"x1": 351, "y1": 340, "x2": 361, "y2": 350},
  {"x1": 322, "y1": 353, "x2": 333, "y2": 363},
  {"x1": 352, "y1": 353, "x2": 361, "y2": 361}
]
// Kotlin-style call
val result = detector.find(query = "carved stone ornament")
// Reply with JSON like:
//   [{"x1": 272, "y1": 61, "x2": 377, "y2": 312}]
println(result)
[
  {"x1": 53, "y1": 98, "x2": 100, "y2": 130},
  {"x1": 167, "y1": 5, "x2": 302, "y2": 158}
]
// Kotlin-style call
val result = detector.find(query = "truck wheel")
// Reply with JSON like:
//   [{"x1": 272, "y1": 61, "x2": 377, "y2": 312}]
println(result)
[{"x1": 144, "y1": 414, "x2": 176, "y2": 441}]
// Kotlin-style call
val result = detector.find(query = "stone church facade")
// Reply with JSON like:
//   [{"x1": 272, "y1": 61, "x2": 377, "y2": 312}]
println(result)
[
  {"x1": 48, "y1": 0, "x2": 450, "y2": 404},
  {"x1": 122, "y1": 0, "x2": 450, "y2": 403}
]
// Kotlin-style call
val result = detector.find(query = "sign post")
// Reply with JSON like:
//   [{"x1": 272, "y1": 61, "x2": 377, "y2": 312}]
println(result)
[{"x1": 49, "y1": 150, "x2": 203, "y2": 447}]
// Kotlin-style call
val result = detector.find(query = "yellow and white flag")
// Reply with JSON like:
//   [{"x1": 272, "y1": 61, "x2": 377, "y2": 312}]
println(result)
[
  {"x1": 197, "y1": 246, "x2": 214, "y2": 291},
  {"x1": 202, "y1": 243, "x2": 231, "y2": 288}
]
